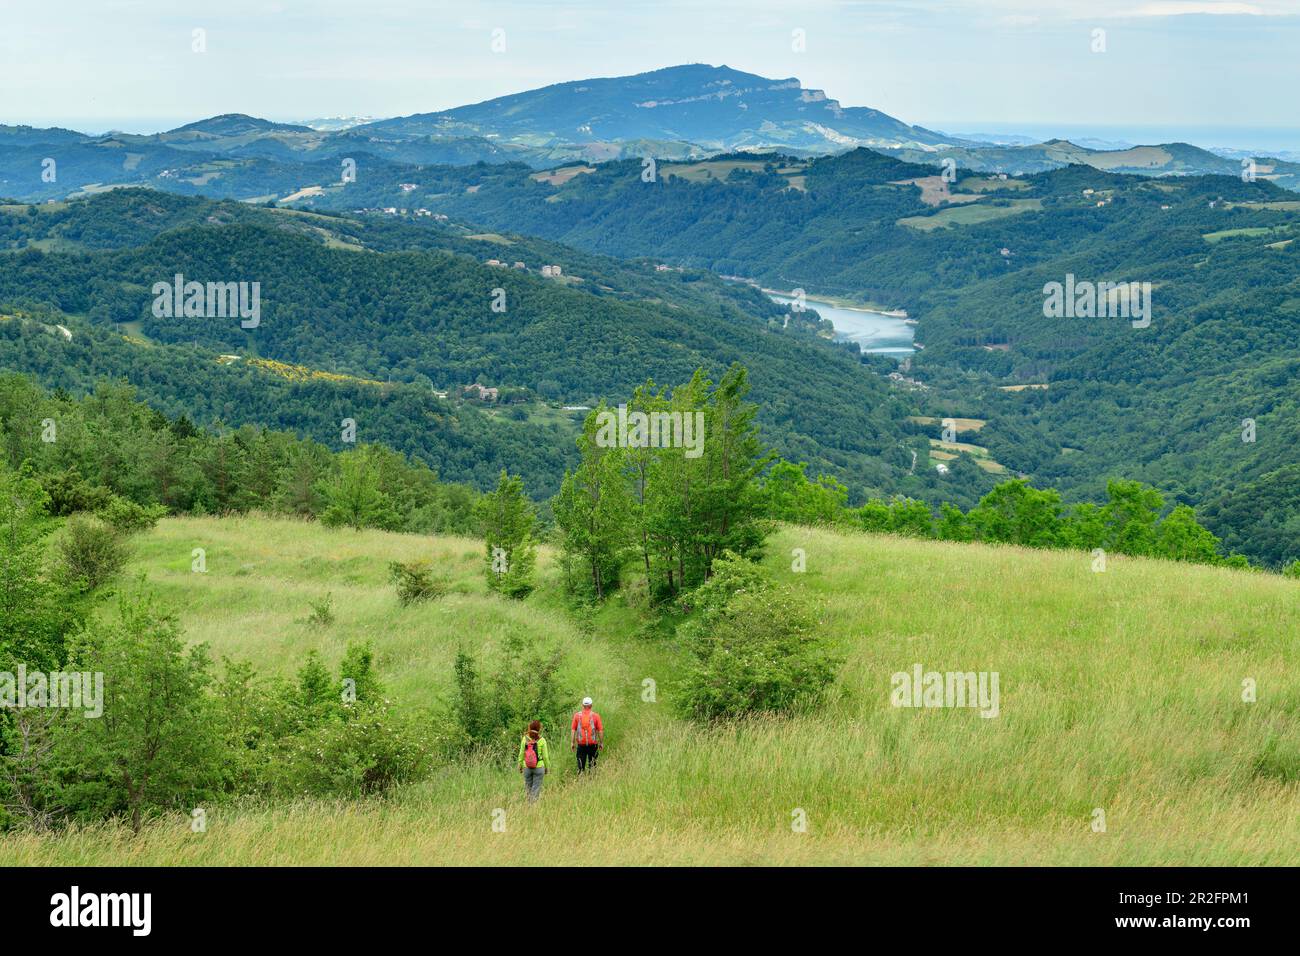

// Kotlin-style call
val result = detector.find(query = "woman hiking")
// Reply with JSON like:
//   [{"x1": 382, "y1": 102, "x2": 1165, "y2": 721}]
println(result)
[{"x1": 517, "y1": 720, "x2": 549, "y2": 802}]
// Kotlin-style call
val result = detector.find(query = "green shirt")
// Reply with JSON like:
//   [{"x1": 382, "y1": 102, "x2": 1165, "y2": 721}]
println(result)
[{"x1": 517, "y1": 735, "x2": 549, "y2": 770}]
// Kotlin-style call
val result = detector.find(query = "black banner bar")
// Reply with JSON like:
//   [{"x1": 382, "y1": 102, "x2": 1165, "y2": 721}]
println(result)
[{"x1": 0, "y1": 866, "x2": 1286, "y2": 941}]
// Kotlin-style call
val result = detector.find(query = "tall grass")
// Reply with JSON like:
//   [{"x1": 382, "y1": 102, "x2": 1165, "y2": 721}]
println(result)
[{"x1": 3, "y1": 516, "x2": 1297, "y2": 865}]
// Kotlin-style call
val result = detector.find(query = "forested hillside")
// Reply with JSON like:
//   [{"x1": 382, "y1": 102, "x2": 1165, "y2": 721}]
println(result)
[
  {"x1": 1, "y1": 190, "x2": 984, "y2": 507},
  {"x1": 297, "y1": 149, "x2": 1300, "y2": 565},
  {"x1": 4, "y1": 147, "x2": 1298, "y2": 562}
]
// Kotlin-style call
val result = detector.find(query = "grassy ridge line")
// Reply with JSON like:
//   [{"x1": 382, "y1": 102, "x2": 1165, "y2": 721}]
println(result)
[{"x1": 4, "y1": 516, "x2": 1298, "y2": 865}]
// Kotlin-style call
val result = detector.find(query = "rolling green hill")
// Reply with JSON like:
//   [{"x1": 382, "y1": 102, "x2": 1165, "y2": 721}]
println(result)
[
  {"x1": 2, "y1": 513, "x2": 1296, "y2": 865},
  {"x1": 5, "y1": 146, "x2": 1299, "y2": 562},
  {"x1": 302, "y1": 149, "x2": 1300, "y2": 565},
  {"x1": 0, "y1": 190, "x2": 961, "y2": 505}
]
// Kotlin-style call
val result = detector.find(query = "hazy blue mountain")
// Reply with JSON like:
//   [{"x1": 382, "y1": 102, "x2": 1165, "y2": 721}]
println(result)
[
  {"x1": 4, "y1": 65, "x2": 1298, "y2": 202},
  {"x1": 0, "y1": 124, "x2": 90, "y2": 146},
  {"x1": 878, "y1": 139, "x2": 1300, "y2": 190},
  {"x1": 162, "y1": 113, "x2": 316, "y2": 138},
  {"x1": 357, "y1": 64, "x2": 969, "y2": 154}
]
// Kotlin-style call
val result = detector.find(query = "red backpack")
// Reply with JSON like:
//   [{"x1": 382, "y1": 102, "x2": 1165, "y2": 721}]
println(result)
[
  {"x1": 524, "y1": 737, "x2": 540, "y2": 769},
  {"x1": 575, "y1": 710, "x2": 600, "y2": 745}
]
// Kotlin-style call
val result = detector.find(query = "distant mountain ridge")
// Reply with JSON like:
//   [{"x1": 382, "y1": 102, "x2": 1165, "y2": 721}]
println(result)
[
  {"x1": 3, "y1": 64, "x2": 1299, "y2": 202},
  {"x1": 165, "y1": 114, "x2": 316, "y2": 137},
  {"x1": 357, "y1": 64, "x2": 967, "y2": 154},
  {"x1": 877, "y1": 137, "x2": 1300, "y2": 188}
]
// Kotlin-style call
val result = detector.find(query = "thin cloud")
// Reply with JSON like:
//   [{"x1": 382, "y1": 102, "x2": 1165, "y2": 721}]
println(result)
[
  {"x1": 1119, "y1": 1, "x2": 1270, "y2": 15},
  {"x1": 963, "y1": 0, "x2": 1296, "y2": 18}
]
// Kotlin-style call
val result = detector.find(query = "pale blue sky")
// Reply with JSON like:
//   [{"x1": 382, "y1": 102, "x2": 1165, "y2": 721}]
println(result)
[{"x1": 3, "y1": 0, "x2": 1297, "y2": 147}]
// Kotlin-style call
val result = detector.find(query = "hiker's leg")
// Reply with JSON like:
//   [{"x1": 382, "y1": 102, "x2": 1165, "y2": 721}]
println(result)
[
  {"x1": 575, "y1": 746, "x2": 586, "y2": 772},
  {"x1": 588, "y1": 746, "x2": 598, "y2": 771},
  {"x1": 525, "y1": 767, "x2": 542, "y2": 801}
]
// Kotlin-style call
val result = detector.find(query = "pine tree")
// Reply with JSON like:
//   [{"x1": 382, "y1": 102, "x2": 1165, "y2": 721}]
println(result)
[
  {"x1": 694, "y1": 364, "x2": 770, "y2": 578},
  {"x1": 318, "y1": 447, "x2": 400, "y2": 531},
  {"x1": 553, "y1": 405, "x2": 633, "y2": 600},
  {"x1": 624, "y1": 380, "x2": 669, "y2": 594},
  {"x1": 475, "y1": 470, "x2": 537, "y2": 598}
]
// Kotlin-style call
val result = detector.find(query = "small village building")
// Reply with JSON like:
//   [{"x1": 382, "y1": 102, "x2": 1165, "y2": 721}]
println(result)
[{"x1": 463, "y1": 383, "x2": 499, "y2": 402}]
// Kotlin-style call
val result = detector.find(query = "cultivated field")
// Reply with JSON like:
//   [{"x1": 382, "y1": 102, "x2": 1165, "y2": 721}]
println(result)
[{"x1": 897, "y1": 198, "x2": 1042, "y2": 231}]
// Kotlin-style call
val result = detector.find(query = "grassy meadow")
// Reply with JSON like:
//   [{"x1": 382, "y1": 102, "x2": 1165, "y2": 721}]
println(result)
[{"x1": 3, "y1": 514, "x2": 1298, "y2": 865}]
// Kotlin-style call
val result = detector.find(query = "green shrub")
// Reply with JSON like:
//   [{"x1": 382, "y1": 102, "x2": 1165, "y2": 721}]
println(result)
[
  {"x1": 268, "y1": 704, "x2": 436, "y2": 797},
  {"x1": 677, "y1": 553, "x2": 839, "y2": 720},
  {"x1": 453, "y1": 635, "x2": 570, "y2": 756},
  {"x1": 54, "y1": 591, "x2": 222, "y2": 832},
  {"x1": 856, "y1": 499, "x2": 892, "y2": 532},
  {"x1": 216, "y1": 642, "x2": 442, "y2": 799},
  {"x1": 39, "y1": 468, "x2": 112, "y2": 517},
  {"x1": 675, "y1": 548, "x2": 770, "y2": 616},
  {"x1": 388, "y1": 559, "x2": 447, "y2": 606},
  {"x1": 97, "y1": 496, "x2": 167, "y2": 535},
  {"x1": 339, "y1": 642, "x2": 383, "y2": 704},
  {"x1": 306, "y1": 593, "x2": 335, "y2": 628},
  {"x1": 55, "y1": 516, "x2": 129, "y2": 593}
]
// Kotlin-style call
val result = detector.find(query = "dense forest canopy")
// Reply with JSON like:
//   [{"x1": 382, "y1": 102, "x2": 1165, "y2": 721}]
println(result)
[
  {"x1": 1, "y1": 190, "x2": 993, "y2": 511},
  {"x1": 282, "y1": 150, "x2": 1300, "y2": 566},
  {"x1": 2, "y1": 148, "x2": 1298, "y2": 565}
]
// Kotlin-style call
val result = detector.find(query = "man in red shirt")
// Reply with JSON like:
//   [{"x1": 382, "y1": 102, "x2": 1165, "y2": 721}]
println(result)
[{"x1": 571, "y1": 696, "x2": 603, "y2": 772}]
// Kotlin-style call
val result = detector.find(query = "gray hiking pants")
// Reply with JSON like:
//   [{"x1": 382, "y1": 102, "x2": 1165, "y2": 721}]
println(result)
[{"x1": 523, "y1": 766, "x2": 545, "y2": 802}]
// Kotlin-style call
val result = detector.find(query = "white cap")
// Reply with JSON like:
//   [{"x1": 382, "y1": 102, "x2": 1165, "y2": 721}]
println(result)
[{"x1": 582, "y1": 697, "x2": 593, "y2": 706}]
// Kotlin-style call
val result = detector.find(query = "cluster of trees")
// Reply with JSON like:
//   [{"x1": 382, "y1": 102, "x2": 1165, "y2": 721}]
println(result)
[
  {"x1": 446, "y1": 370, "x2": 836, "y2": 724},
  {"x1": 0, "y1": 374, "x2": 482, "y2": 536},
  {"x1": 0, "y1": 187, "x2": 935, "y2": 508},
  {"x1": 553, "y1": 365, "x2": 769, "y2": 600},
  {"x1": 0, "y1": 308, "x2": 577, "y2": 497},
  {"x1": 387, "y1": 149, "x2": 1300, "y2": 567},
  {"x1": 5, "y1": 362, "x2": 1275, "y2": 579},
  {"x1": 763, "y1": 460, "x2": 1271, "y2": 570}
]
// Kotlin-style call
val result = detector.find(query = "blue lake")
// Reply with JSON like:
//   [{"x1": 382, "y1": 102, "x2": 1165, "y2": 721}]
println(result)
[{"x1": 769, "y1": 293, "x2": 915, "y2": 356}]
